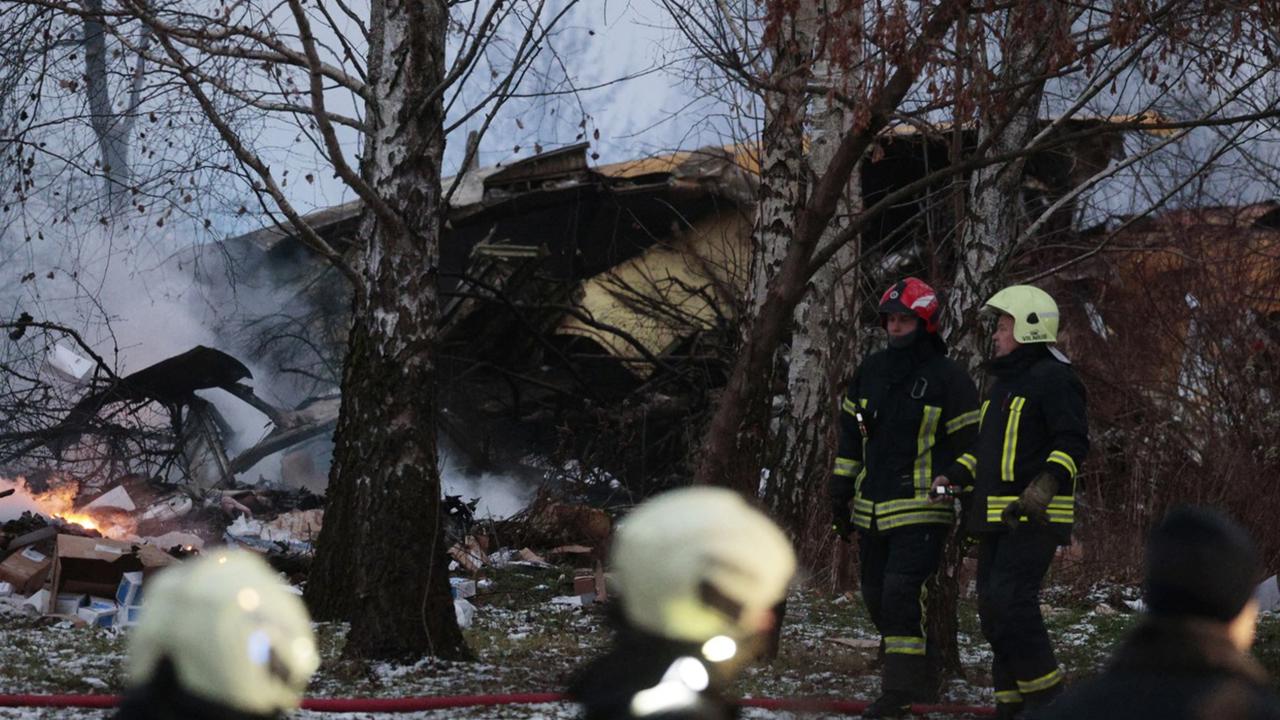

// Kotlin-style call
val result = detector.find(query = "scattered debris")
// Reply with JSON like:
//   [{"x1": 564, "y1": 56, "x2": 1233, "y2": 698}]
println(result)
[
  {"x1": 449, "y1": 536, "x2": 489, "y2": 573},
  {"x1": 518, "y1": 548, "x2": 550, "y2": 567},
  {"x1": 454, "y1": 598, "x2": 476, "y2": 628},
  {"x1": 830, "y1": 637, "x2": 881, "y2": 650},
  {"x1": 45, "y1": 534, "x2": 175, "y2": 613},
  {"x1": 1258, "y1": 575, "x2": 1280, "y2": 613},
  {"x1": 0, "y1": 545, "x2": 52, "y2": 595},
  {"x1": 450, "y1": 577, "x2": 477, "y2": 600},
  {"x1": 85, "y1": 486, "x2": 136, "y2": 513}
]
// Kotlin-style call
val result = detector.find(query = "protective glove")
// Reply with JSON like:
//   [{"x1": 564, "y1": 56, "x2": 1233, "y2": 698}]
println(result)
[
  {"x1": 831, "y1": 498, "x2": 853, "y2": 542},
  {"x1": 1001, "y1": 472, "x2": 1057, "y2": 528}
]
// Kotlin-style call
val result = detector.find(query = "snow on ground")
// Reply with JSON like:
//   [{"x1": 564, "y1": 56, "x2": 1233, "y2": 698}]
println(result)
[{"x1": 5, "y1": 562, "x2": 1277, "y2": 720}]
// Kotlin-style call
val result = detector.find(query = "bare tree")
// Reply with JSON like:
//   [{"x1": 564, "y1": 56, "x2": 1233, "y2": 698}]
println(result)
[
  {"x1": 664, "y1": 0, "x2": 1280, "y2": 508},
  {"x1": 659, "y1": 0, "x2": 1280, "y2": 675},
  {"x1": 0, "y1": 0, "x2": 581, "y2": 661}
]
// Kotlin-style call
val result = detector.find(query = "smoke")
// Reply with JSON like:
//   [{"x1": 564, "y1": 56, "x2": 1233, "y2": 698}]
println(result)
[
  {"x1": 0, "y1": 477, "x2": 48, "y2": 523},
  {"x1": 438, "y1": 438, "x2": 536, "y2": 519},
  {"x1": 440, "y1": 471, "x2": 534, "y2": 521},
  {"x1": 0, "y1": 210, "x2": 305, "y2": 485}
]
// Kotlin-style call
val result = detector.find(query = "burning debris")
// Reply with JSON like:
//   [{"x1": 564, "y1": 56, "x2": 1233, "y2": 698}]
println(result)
[{"x1": 0, "y1": 470, "x2": 326, "y2": 626}]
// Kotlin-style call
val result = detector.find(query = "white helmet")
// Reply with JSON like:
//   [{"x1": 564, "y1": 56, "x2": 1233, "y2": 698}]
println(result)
[
  {"x1": 610, "y1": 487, "x2": 796, "y2": 643},
  {"x1": 127, "y1": 551, "x2": 320, "y2": 716}
]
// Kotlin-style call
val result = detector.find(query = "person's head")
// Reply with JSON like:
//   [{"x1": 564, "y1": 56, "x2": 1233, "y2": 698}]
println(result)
[
  {"x1": 878, "y1": 278, "x2": 940, "y2": 348},
  {"x1": 983, "y1": 285, "x2": 1059, "y2": 357},
  {"x1": 127, "y1": 551, "x2": 320, "y2": 718},
  {"x1": 610, "y1": 486, "x2": 795, "y2": 669},
  {"x1": 1144, "y1": 506, "x2": 1263, "y2": 651},
  {"x1": 992, "y1": 314, "x2": 1020, "y2": 358}
]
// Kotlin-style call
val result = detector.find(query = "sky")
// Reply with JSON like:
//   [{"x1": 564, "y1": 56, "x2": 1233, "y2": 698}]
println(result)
[{"x1": 261, "y1": 0, "x2": 743, "y2": 224}]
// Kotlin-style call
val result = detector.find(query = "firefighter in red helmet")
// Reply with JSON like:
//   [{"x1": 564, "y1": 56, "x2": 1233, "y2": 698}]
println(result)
[{"x1": 830, "y1": 278, "x2": 980, "y2": 717}]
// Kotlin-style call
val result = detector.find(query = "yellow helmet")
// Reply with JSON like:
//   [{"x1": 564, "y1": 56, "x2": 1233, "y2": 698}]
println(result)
[
  {"x1": 610, "y1": 487, "x2": 795, "y2": 643},
  {"x1": 984, "y1": 285, "x2": 1060, "y2": 343},
  {"x1": 127, "y1": 551, "x2": 320, "y2": 715}
]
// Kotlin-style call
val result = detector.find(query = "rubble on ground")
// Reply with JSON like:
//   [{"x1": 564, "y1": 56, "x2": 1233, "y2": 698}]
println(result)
[{"x1": 1, "y1": 462, "x2": 629, "y2": 632}]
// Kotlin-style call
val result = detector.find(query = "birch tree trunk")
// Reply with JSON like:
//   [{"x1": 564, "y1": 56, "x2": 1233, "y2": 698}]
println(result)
[
  {"x1": 715, "y1": 5, "x2": 814, "y2": 494},
  {"x1": 83, "y1": 0, "x2": 145, "y2": 213},
  {"x1": 947, "y1": 1, "x2": 1061, "y2": 364},
  {"x1": 695, "y1": 0, "x2": 966, "y2": 500},
  {"x1": 765, "y1": 3, "x2": 862, "y2": 542},
  {"x1": 933, "y1": 0, "x2": 1065, "y2": 675},
  {"x1": 305, "y1": 0, "x2": 467, "y2": 661}
]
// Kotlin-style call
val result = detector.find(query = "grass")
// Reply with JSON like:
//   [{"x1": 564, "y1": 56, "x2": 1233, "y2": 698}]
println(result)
[{"x1": 3, "y1": 562, "x2": 1280, "y2": 719}]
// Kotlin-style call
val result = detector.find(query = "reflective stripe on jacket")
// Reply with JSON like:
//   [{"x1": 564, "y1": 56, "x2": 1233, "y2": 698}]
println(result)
[
  {"x1": 942, "y1": 344, "x2": 1089, "y2": 537},
  {"x1": 830, "y1": 336, "x2": 979, "y2": 533}
]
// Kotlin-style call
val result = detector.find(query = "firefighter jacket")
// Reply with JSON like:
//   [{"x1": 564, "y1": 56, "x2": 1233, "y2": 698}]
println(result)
[
  {"x1": 830, "y1": 334, "x2": 980, "y2": 533},
  {"x1": 113, "y1": 659, "x2": 274, "y2": 720},
  {"x1": 568, "y1": 624, "x2": 736, "y2": 720},
  {"x1": 940, "y1": 343, "x2": 1089, "y2": 538},
  {"x1": 1036, "y1": 617, "x2": 1280, "y2": 720}
]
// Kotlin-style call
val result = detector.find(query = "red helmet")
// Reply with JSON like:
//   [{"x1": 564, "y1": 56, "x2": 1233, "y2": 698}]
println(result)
[{"x1": 879, "y1": 277, "x2": 940, "y2": 334}]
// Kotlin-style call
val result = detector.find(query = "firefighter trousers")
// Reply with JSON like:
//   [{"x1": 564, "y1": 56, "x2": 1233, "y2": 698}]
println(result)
[
  {"x1": 858, "y1": 524, "x2": 946, "y2": 698},
  {"x1": 975, "y1": 525, "x2": 1063, "y2": 712}
]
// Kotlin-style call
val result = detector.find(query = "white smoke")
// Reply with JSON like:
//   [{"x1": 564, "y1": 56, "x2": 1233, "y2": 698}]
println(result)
[{"x1": 0, "y1": 477, "x2": 47, "y2": 523}]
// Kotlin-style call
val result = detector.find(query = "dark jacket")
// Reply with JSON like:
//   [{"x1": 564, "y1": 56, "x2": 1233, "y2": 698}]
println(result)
[
  {"x1": 114, "y1": 659, "x2": 279, "y2": 720},
  {"x1": 1035, "y1": 617, "x2": 1280, "y2": 720},
  {"x1": 568, "y1": 624, "x2": 737, "y2": 720},
  {"x1": 940, "y1": 344, "x2": 1088, "y2": 540},
  {"x1": 831, "y1": 333, "x2": 979, "y2": 533}
]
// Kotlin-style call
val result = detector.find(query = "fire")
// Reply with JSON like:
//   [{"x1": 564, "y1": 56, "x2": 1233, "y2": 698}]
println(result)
[
  {"x1": 54, "y1": 512, "x2": 100, "y2": 532},
  {"x1": 0, "y1": 476, "x2": 136, "y2": 539}
]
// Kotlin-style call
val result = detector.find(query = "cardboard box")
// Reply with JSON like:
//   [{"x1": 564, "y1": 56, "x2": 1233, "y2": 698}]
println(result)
[
  {"x1": 77, "y1": 605, "x2": 118, "y2": 628},
  {"x1": 55, "y1": 593, "x2": 87, "y2": 615},
  {"x1": 45, "y1": 535, "x2": 176, "y2": 614},
  {"x1": 118, "y1": 604, "x2": 143, "y2": 627},
  {"x1": 0, "y1": 546, "x2": 53, "y2": 596},
  {"x1": 115, "y1": 572, "x2": 144, "y2": 606},
  {"x1": 449, "y1": 577, "x2": 476, "y2": 599},
  {"x1": 21, "y1": 589, "x2": 49, "y2": 612}
]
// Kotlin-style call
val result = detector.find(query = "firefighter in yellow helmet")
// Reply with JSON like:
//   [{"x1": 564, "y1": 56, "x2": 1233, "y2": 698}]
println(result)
[
  {"x1": 933, "y1": 285, "x2": 1089, "y2": 719},
  {"x1": 568, "y1": 486, "x2": 796, "y2": 720},
  {"x1": 116, "y1": 551, "x2": 320, "y2": 720}
]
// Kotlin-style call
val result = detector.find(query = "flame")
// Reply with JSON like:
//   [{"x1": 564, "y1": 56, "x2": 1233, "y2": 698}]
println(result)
[
  {"x1": 54, "y1": 512, "x2": 101, "y2": 532},
  {"x1": 1, "y1": 476, "x2": 137, "y2": 539}
]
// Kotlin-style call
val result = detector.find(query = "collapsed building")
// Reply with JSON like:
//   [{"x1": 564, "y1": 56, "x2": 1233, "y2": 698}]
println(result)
[
  {"x1": 1, "y1": 116, "x2": 1221, "y2": 567},
  {"x1": 214, "y1": 118, "x2": 1140, "y2": 500},
  {"x1": 5, "y1": 117, "x2": 1278, "y2": 622}
]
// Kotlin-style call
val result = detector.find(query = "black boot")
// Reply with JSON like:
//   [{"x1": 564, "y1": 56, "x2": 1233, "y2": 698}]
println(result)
[
  {"x1": 995, "y1": 701, "x2": 1024, "y2": 720},
  {"x1": 1021, "y1": 683, "x2": 1063, "y2": 716},
  {"x1": 863, "y1": 691, "x2": 912, "y2": 718}
]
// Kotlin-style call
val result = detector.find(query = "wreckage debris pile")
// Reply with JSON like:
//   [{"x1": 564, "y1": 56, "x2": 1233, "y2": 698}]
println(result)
[
  {"x1": 2, "y1": 475, "x2": 625, "y2": 640},
  {"x1": 446, "y1": 492, "x2": 615, "y2": 628},
  {"x1": 0, "y1": 475, "x2": 324, "y2": 626},
  {"x1": 0, "y1": 532, "x2": 174, "y2": 629}
]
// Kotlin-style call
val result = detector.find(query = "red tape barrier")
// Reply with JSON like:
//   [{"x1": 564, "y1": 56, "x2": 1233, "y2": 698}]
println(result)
[{"x1": 0, "y1": 693, "x2": 996, "y2": 715}]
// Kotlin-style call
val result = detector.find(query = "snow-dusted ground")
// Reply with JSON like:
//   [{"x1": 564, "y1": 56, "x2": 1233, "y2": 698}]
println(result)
[{"x1": 4, "y1": 569, "x2": 1276, "y2": 719}]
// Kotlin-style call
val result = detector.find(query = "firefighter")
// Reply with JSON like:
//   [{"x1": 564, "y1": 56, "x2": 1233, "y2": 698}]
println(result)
[
  {"x1": 830, "y1": 277, "x2": 980, "y2": 717},
  {"x1": 116, "y1": 551, "x2": 320, "y2": 720},
  {"x1": 1039, "y1": 506, "x2": 1280, "y2": 720},
  {"x1": 568, "y1": 486, "x2": 796, "y2": 720},
  {"x1": 932, "y1": 284, "x2": 1089, "y2": 719}
]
